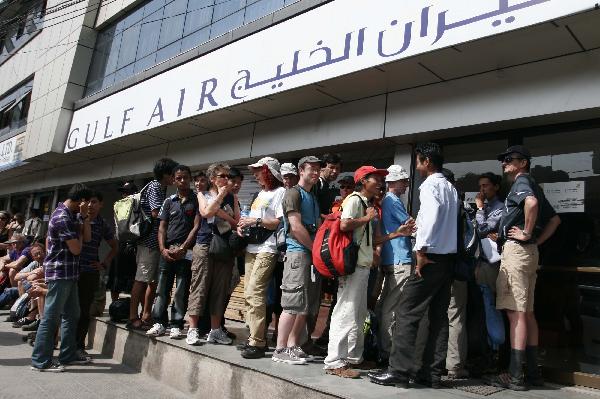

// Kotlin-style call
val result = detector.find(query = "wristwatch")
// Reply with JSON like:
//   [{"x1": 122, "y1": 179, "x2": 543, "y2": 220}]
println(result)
[{"x1": 256, "y1": 218, "x2": 262, "y2": 227}]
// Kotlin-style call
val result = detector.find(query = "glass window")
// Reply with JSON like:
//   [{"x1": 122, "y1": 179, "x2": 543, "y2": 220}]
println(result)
[
  {"x1": 84, "y1": 0, "x2": 314, "y2": 96},
  {"x1": 244, "y1": 0, "x2": 284, "y2": 24}
]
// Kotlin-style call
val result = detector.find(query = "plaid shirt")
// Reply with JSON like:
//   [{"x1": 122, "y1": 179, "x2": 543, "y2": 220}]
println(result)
[
  {"x1": 44, "y1": 202, "x2": 80, "y2": 281},
  {"x1": 140, "y1": 180, "x2": 166, "y2": 250},
  {"x1": 80, "y1": 215, "x2": 114, "y2": 273}
]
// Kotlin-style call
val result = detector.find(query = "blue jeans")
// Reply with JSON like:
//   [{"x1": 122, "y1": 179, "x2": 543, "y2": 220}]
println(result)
[
  {"x1": 152, "y1": 258, "x2": 191, "y2": 329},
  {"x1": 0, "y1": 287, "x2": 19, "y2": 307},
  {"x1": 31, "y1": 279, "x2": 80, "y2": 368}
]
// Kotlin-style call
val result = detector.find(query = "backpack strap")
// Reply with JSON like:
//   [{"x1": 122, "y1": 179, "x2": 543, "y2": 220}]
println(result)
[{"x1": 340, "y1": 193, "x2": 371, "y2": 246}]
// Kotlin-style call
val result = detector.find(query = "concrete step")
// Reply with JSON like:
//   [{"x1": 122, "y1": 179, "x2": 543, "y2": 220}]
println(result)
[{"x1": 88, "y1": 315, "x2": 600, "y2": 399}]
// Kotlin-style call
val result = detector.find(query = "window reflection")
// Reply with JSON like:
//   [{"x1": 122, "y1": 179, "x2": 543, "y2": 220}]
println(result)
[{"x1": 85, "y1": 0, "x2": 301, "y2": 96}]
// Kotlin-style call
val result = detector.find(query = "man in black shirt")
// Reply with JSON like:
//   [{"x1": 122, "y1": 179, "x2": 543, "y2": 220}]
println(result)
[
  {"x1": 313, "y1": 153, "x2": 342, "y2": 217},
  {"x1": 492, "y1": 146, "x2": 561, "y2": 391}
]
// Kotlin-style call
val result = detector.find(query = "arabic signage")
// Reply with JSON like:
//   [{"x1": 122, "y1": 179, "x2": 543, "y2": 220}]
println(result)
[
  {"x1": 65, "y1": 0, "x2": 595, "y2": 152},
  {"x1": 0, "y1": 133, "x2": 25, "y2": 169},
  {"x1": 542, "y1": 181, "x2": 585, "y2": 213}
]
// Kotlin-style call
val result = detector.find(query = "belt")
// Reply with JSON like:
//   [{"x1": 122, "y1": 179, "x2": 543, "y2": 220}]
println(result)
[
  {"x1": 427, "y1": 253, "x2": 457, "y2": 262},
  {"x1": 506, "y1": 238, "x2": 536, "y2": 246}
]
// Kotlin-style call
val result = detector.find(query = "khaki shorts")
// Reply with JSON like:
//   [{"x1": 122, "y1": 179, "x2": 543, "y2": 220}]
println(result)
[
  {"x1": 281, "y1": 251, "x2": 321, "y2": 316},
  {"x1": 135, "y1": 245, "x2": 160, "y2": 283},
  {"x1": 496, "y1": 241, "x2": 539, "y2": 312}
]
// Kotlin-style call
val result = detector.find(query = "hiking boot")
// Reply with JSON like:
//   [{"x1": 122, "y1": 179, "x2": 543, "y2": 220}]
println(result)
[
  {"x1": 146, "y1": 323, "x2": 166, "y2": 337},
  {"x1": 325, "y1": 365, "x2": 360, "y2": 379},
  {"x1": 236, "y1": 340, "x2": 250, "y2": 351},
  {"x1": 207, "y1": 328, "x2": 233, "y2": 345},
  {"x1": 525, "y1": 346, "x2": 544, "y2": 387},
  {"x1": 22, "y1": 319, "x2": 40, "y2": 331},
  {"x1": 241, "y1": 345, "x2": 266, "y2": 359},
  {"x1": 272, "y1": 348, "x2": 307, "y2": 365},
  {"x1": 489, "y1": 374, "x2": 528, "y2": 391}
]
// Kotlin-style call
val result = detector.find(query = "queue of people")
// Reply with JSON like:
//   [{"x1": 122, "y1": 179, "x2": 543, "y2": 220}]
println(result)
[{"x1": 0, "y1": 143, "x2": 560, "y2": 392}]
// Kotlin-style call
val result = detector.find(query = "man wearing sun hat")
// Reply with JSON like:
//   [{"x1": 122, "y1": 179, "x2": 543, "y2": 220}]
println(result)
[
  {"x1": 376, "y1": 164, "x2": 414, "y2": 367},
  {"x1": 323, "y1": 165, "x2": 388, "y2": 378}
]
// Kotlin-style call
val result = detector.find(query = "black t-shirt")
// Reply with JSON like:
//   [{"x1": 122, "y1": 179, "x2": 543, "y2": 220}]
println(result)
[
  {"x1": 312, "y1": 177, "x2": 337, "y2": 215},
  {"x1": 498, "y1": 174, "x2": 556, "y2": 244},
  {"x1": 196, "y1": 192, "x2": 235, "y2": 245},
  {"x1": 158, "y1": 194, "x2": 199, "y2": 246}
]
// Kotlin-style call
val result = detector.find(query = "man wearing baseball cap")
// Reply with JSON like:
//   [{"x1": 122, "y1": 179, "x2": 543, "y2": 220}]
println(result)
[
  {"x1": 323, "y1": 165, "x2": 387, "y2": 378},
  {"x1": 376, "y1": 164, "x2": 414, "y2": 367},
  {"x1": 273, "y1": 156, "x2": 322, "y2": 365},
  {"x1": 370, "y1": 143, "x2": 459, "y2": 389},
  {"x1": 280, "y1": 163, "x2": 299, "y2": 189},
  {"x1": 488, "y1": 145, "x2": 560, "y2": 391}
]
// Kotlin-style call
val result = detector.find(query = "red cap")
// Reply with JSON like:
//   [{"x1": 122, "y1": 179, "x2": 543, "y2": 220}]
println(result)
[{"x1": 353, "y1": 166, "x2": 389, "y2": 183}]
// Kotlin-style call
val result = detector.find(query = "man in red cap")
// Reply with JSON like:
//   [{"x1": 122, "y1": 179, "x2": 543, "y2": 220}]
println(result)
[{"x1": 324, "y1": 166, "x2": 415, "y2": 378}]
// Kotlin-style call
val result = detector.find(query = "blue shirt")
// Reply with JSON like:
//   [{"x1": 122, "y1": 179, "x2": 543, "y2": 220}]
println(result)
[
  {"x1": 282, "y1": 186, "x2": 320, "y2": 253},
  {"x1": 381, "y1": 192, "x2": 412, "y2": 265}
]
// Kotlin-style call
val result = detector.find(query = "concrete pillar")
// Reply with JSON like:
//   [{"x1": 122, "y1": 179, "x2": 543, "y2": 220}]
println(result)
[{"x1": 51, "y1": 188, "x2": 59, "y2": 210}]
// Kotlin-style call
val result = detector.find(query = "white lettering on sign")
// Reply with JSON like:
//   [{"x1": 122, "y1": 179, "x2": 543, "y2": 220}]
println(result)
[
  {"x1": 65, "y1": 0, "x2": 595, "y2": 152},
  {"x1": 0, "y1": 134, "x2": 25, "y2": 169}
]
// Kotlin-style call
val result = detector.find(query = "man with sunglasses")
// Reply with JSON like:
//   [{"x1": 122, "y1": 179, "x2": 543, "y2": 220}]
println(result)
[{"x1": 490, "y1": 145, "x2": 560, "y2": 391}]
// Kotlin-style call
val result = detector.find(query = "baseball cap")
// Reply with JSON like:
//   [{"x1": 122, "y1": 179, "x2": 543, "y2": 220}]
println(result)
[
  {"x1": 280, "y1": 163, "x2": 298, "y2": 176},
  {"x1": 297, "y1": 155, "x2": 322, "y2": 169},
  {"x1": 118, "y1": 181, "x2": 138, "y2": 194},
  {"x1": 337, "y1": 175, "x2": 354, "y2": 186},
  {"x1": 353, "y1": 166, "x2": 389, "y2": 183},
  {"x1": 248, "y1": 157, "x2": 283, "y2": 182},
  {"x1": 385, "y1": 165, "x2": 409, "y2": 182},
  {"x1": 497, "y1": 145, "x2": 531, "y2": 162}
]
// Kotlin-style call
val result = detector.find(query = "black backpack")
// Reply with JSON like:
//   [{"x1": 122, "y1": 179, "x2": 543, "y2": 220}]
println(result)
[{"x1": 109, "y1": 297, "x2": 131, "y2": 322}]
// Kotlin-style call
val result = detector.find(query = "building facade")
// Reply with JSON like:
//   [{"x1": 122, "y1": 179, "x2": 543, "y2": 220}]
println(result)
[{"x1": 0, "y1": 0, "x2": 599, "y2": 387}]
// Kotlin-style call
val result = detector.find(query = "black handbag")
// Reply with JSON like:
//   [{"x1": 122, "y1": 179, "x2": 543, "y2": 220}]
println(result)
[
  {"x1": 208, "y1": 226, "x2": 233, "y2": 261},
  {"x1": 245, "y1": 226, "x2": 275, "y2": 245}
]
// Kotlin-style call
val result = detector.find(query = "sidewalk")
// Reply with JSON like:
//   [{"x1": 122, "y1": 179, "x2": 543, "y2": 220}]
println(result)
[{"x1": 0, "y1": 310, "x2": 188, "y2": 399}]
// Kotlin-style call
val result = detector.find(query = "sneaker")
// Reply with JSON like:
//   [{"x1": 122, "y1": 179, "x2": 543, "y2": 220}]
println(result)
[
  {"x1": 325, "y1": 365, "x2": 360, "y2": 379},
  {"x1": 61, "y1": 355, "x2": 92, "y2": 365},
  {"x1": 12, "y1": 317, "x2": 35, "y2": 328},
  {"x1": 207, "y1": 328, "x2": 233, "y2": 345},
  {"x1": 301, "y1": 340, "x2": 327, "y2": 357},
  {"x1": 241, "y1": 345, "x2": 266, "y2": 359},
  {"x1": 169, "y1": 327, "x2": 182, "y2": 339},
  {"x1": 22, "y1": 319, "x2": 40, "y2": 331},
  {"x1": 222, "y1": 326, "x2": 236, "y2": 340},
  {"x1": 31, "y1": 362, "x2": 65, "y2": 372},
  {"x1": 272, "y1": 348, "x2": 307, "y2": 365},
  {"x1": 236, "y1": 340, "x2": 250, "y2": 351},
  {"x1": 289, "y1": 345, "x2": 314, "y2": 362},
  {"x1": 75, "y1": 349, "x2": 90, "y2": 359},
  {"x1": 146, "y1": 323, "x2": 166, "y2": 337},
  {"x1": 186, "y1": 328, "x2": 201, "y2": 345}
]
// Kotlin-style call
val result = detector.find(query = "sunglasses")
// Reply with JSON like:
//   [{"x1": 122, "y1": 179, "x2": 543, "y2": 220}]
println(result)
[{"x1": 502, "y1": 156, "x2": 525, "y2": 164}]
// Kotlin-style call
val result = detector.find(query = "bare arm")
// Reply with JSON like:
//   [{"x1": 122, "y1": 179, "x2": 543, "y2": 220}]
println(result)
[
  {"x1": 340, "y1": 207, "x2": 377, "y2": 232},
  {"x1": 182, "y1": 213, "x2": 201, "y2": 251},
  {"x1": 508, "y1": 196, "x2": 538, "y2": 241},
  {"x1": 65, "y1": 238, "x2": 83, "y2": 256},
  {"x1": 536, "y1": 215, "x2": 561, "y2": 246},
  {"x1": 158, "y1": 219, "x2": 168, "y2": 253},
  {"x1": 199, "y1": 188, "x2": 229, "y2": 218},
  {"x1": 288, "y1": 212, "x2": 314, "y2": 250},
  {"x1": 102, "y1": 238, "x2": 119, "y2": 266}
]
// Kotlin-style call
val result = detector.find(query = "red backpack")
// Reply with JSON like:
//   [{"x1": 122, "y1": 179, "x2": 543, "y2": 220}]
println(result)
[{"x1": 312, "y1": 194, "x2": 369, "y2": 279}]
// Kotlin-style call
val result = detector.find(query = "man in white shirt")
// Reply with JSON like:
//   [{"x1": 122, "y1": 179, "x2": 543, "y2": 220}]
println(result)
[{"x1": 369, "y1": 142, "x2": 459, "y2": 389}]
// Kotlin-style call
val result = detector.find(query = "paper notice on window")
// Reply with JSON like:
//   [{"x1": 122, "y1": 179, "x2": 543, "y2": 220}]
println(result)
[
  {"x1": 542, "y1": 181, "x2": 585, "y2": 213},
  {"x1": 464, "y1": 192, "x2": 478, "y2": 204}
]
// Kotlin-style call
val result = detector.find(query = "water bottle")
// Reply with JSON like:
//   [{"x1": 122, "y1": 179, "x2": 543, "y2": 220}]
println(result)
[{"x1": 240, "y1": 205, "x2": 251, "y2": 236}]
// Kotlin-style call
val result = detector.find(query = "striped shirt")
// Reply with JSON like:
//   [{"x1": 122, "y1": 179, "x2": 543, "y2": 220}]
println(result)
[
  {"x1": 44, "y1": 202, "x2": 80, "y2": 281},
  {"x1": 140, "y1": 180, "x2": 166, "y2": 250},
  {"x1": 80, "y1": 215, "x2": 114, "y2": 273}
]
